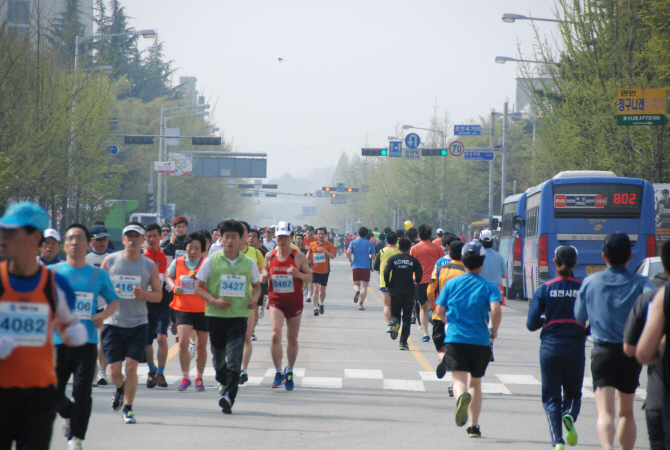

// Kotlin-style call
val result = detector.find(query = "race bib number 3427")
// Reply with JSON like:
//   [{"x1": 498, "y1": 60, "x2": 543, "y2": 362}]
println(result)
[
  {"x1": 219, "y1": 275, "x2": 246, "y2": 298},
  {"x1": 0, "y1": 302, "x2": 49, "y2": 347}
]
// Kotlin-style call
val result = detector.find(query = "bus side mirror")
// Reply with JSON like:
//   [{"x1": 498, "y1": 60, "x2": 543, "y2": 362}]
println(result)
[
  {"x1": 490, "y1": 218, "x2": 499, "y2": 230},
  {"x1": 513, "y1": 215, "x2": 525, "y2": 231}
]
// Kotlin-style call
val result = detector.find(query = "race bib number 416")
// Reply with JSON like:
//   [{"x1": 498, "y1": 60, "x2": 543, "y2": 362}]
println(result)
[
  {"x1": 0, "y1": 302, "x2": 49, "y2": 347},
  {"x1": 219, "y1": 275, "x2": 246, "y2": 298},
  {"x1": 112, "y1": 275, "x2": 141, "y2": 299}
]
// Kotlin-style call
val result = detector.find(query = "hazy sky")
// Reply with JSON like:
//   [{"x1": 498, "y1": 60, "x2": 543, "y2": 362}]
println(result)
[{"x1": 130, "y1": 1, "x2": 560, "y2": 179}]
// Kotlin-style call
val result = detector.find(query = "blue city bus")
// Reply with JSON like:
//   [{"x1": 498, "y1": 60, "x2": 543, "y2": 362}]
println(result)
[
  {"x1": 521, "y1": 171, "x2": 656, "y2": 299},
  {"x1": 499, "y1": 192, "x2": 527, "y2": 299}
]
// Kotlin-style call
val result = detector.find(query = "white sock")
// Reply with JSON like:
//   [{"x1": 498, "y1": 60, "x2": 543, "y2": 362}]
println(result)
[{"x1": 308, "y1": 291, "x2": 313, "y2": 297}]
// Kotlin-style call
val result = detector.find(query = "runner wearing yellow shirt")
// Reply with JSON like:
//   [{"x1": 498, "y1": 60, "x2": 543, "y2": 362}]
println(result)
[{"x1": 376, "y1": 233, "x2": 400, "y2": 333}]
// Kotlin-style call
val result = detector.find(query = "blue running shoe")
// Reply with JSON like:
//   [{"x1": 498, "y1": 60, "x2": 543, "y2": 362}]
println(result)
[
  {"x1": 284, "y1": 367, "x2": 294, "y2": 391},
  {"x1": 272, "y1": 371, "x2": 284, "y2": 388},
  {"x1": 421, "y1": 335, "x2": 430, "y2": 343}
]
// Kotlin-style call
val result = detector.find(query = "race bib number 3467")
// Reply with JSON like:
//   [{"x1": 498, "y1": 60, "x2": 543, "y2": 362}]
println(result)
[
  {"x1": 272, "y1": 274, "x2": 294, "y2": 293},
  {"x1": 0, "y1": 302, "x2": 49, "y2": 347}
]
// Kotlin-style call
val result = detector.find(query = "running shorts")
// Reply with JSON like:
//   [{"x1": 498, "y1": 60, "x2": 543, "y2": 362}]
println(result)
[
  {"x1": 591, "y1": 342, "x2": 642, "y2": 394},
  {"x1": 432, "y1": 319, "x2": 446, "y2": 351},
  {"x1": 269, "y1": 298, "x2": 303, "y2": 319},
  {"x1": 352, "y1": 268, "x2": 371, "y2": 283},
  {"x1": 312, "y1": 272, "x2": 330, "y2": 286},
  {"x1": 101, "y1": 324, "x2": 149, "y2": 364},
  {"x1": 414, "y1": 283, "x2": 429, "y2": 306},
  {"x1": 174, "y1": 311, "x2": 209, "y2": 332},
  {"x1": 147, "y1": 302, "x2": 170, "y2": 344},
  {"x1": 443, "y1": 342, "x2": 492, "y2": 378}
]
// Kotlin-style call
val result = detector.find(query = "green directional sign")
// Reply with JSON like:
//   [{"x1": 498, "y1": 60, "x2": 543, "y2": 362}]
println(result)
[{"x1": 617, "y1": 114, "x2": 667, "y2": 126}]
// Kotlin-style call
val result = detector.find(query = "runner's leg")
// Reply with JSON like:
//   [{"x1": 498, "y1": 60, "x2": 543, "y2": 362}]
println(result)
[
  {"x1": 123, "y1": 358, "x2": 139, "y2": 406},
  {"x1": 270, "y1": 306, "x2": 286, "y2": 369},
  {"x1": 468, "y1": 376, "x2": 483, "y2": 422},
  {"x1": 616, "y1": 391, "x2": 637, "y2": 450},
  {"x1": 177, "y1": 324, "x2": 193, "y2": 376},
  {"x1": 360, "y1": 281, "x2": 369, "y2": 305},
  {"x1": 241, "y1": 308, "x2": 258, "y2": 371},
  {"x1": 319, "y1": 284, "x2": 327, "y2": 304},
  {"x1": 383, "y1": 291, "x2": 391, "y2": 325},
  {"x1": 195, "y1": 330, "x2": 208, "y2": 375},
  {"x1": 156, "y1": 333, "x2": 168, "y2": 373},
  {"x1": 109, "y1": 361, "x2": 124, "y2": 388},
  {"x1": 312, "y1": 282, "x2": 321, "y2": 306},
  {"x1": 594, "y1": 386, "x2": 617, "y2": 449},
  {"x1": 420, "y1": 302, "x2": 430, "y2": 336},
  {"x1": 286, "y1": 313, "x2": 302, "y2": 368}
]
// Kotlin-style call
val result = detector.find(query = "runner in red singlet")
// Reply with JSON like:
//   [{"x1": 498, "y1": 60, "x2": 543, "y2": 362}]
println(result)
[{"x1": 261, "y1": 221, "x2": 311, "y2": 391}]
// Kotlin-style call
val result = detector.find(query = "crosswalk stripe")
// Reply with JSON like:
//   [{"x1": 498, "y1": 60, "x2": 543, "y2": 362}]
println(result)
[
  {"x1": 344, "y1": 369, "x2": 383, "y2": 379},
  {"x1": 301, "y1": 377, "x2": 343, "y2": 389},
  {"x1": 383, "y1": 379, "x2": 425, "y2": 392}
]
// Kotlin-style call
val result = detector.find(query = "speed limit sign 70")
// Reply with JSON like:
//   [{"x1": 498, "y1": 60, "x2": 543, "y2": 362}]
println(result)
[{"x1": 449, "y1": 141, "x2": 465, "y2": 157}]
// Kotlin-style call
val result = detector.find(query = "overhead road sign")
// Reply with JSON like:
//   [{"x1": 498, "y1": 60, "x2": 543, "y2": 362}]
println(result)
[
  {"x1": 464, "y1": 151, "x2": 495, "y2": 161},
  {"x1": 405, "y1": 133, "x2": 420, "y2": 149},
  {"x1": 617, "y1": 114, "x2": 667, "y2": 126},
  {"x1": 191, "y1": 156, "x2": 267, "y2": 178},
  {"x1": 337, "y1": 183, "x2": 345, "y2": 192},
  {"x1": 264, "y1": 193, "x2": 277, "y2": 197},
  {"x1": 153, "y1": 161, "x2": 175, "y2": 173},
  {"x1": 454, "y1": 125, "x2": 481, "y2": 136},
  {"x1": 323, "y1": 186, "x2": 359, "y2": 192},
  {"x1": 362, "y1": 148, "x2": 388, "y2": 156},
  {"x1": 617, "y1": 88, "x2": 666, "y2": 115},
  {"x1": 241, "y1": 193, "x2": 253, "y2": 197},
  {"x1": 449, "y1": 141, "x2": 465, "y2": 157},
  {"x1": 361, "y1": 184, "x2": 369, "y2": 193},
  {"x1": 389, "y1": 141, "x2": 402, "y2": 157},
  {"x1": 106, "y1": 145, "x2": 119, "y2": 155},
  {"x1": 238, "y1": 184, "x2": 255, "y2": 189},
  {"x1": 404, "y1": 149, "x2": 420, "y2": 160},
  {"x1": 422, "y1": 148, "x2": 448, "y2": 156},
  {"x1": 331, "y1": 196, "x2": 346, "y2": 205}
]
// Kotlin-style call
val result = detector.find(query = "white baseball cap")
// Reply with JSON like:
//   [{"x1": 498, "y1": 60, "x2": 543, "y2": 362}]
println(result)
[
  {"x1": 44, "y1": 228, "x2": 61, "y2": 242},
  {"x1": 122, "y1": 224, "x2": 146, "y2": 236},
  {"x1": 479, "y1": 229, "x2": 493, "y2": 241},
  {"x1": 275, "y1": 221, "x2": 292, "y2": 236},
  {"x1": 436, "y1": 228, "x2": 444, "y2": 235}
]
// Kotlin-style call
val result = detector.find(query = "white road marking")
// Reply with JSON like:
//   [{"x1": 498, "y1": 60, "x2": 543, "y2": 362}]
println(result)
[
  {"x1": 419, "y1": 371, "x2": 451, "y2": 382},
  {"x1": 301, "y1": 377, "x2": 343, "y2": 389},
  {"x1": 383, "y1": 379, "x2": 425, "y2": 392},
  {"x1": 265, "y1": 368, "x2": 306, "y2": 377},
  {"x1": 481, "y1": 383, "x2": 512, "y2": 395},
  {"x1": 345, "y1": 369, "x2": 383, "y2": 379},
  {"x1": 495, "y1": 374, "x2": 541, "y2": 385}
]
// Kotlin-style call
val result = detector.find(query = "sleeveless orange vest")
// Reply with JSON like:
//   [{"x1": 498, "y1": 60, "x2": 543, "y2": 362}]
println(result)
[
  {"x1": 0, "y1": 261, "x2": 57, "y2": 388},
  {"x1": 169, "y1": 257, "x2": 206, "y2": 313}
]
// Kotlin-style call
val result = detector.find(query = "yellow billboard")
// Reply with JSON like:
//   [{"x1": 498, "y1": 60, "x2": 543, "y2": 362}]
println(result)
[{"x1": 617, "y1": 88, "x2": 667, "y2": 115}]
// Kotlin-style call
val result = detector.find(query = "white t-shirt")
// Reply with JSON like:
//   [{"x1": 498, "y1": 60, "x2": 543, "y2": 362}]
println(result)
[
  {"x1": 196, "y1": 257, "x2": 261, "y2": 284},
  {"x1": 263, "y1": 239, "x2": 277, "y2": 251}
]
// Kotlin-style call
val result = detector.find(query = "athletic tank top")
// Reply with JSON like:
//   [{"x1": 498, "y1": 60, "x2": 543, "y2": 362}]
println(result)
[
  {"x1": 268, "y1": 249, "x2": 302, "y2": 303},
  {"x1": 0, "y1": 261, "x2": 57, "y2": 388},
  {"x1": 170, "y1": 257, "x2": 206, "y2": 313}
]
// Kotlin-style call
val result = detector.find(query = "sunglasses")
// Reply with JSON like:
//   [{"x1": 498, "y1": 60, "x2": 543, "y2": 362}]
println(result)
[{"x1": 162, "y1": 229, "x2": 171, "y2": 233}]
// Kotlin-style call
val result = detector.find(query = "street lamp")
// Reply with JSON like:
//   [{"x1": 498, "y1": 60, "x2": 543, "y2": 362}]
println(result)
[
  {"x1": 388, "y1": 136, "x2": 401, "y2": 140},
  {"x1": 502, "y1": 13, "x2": 579, "y2": 24},
  {"x1": 197, "y1": 127, "x2": 219, "y2": 133},
  {"x1": 495, "y1": 56, "x2": 548, "y2": 64}
]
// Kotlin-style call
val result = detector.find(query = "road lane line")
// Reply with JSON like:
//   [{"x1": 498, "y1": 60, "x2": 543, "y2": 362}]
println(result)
[
  {"x1": 166, "y1": 342, "x2": 180, "y2": 362},
  {"x1": 407, "y1": 337, "x2": 434, "y2": 372}
]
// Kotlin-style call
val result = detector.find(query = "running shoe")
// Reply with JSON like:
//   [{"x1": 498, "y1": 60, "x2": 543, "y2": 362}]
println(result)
[
  {"x1": 399, "y1": 341, "x2": 409, "y2": 351},
  {"x1": 319, "y1": 304, "x2": 324, "y2": 315},
  {"x1": 239, "y1": 370, "x2": 248, "y2": 385},
  {"x1": 272, "y1": 371, "x2": 284, "y2": 388},
  {"x1": 455, "y1": 392, "x2": 472, "y2": 427},
  {"x1": 177, "y1": 378, "x2": 191, "y2": 391},
  {"x1": 353, "y1": 291, "x2": 360, "y2": 303},
  {"x1": 466, "y1": 425, "x2": 481, "y2": 438},
  {"x1": 170, "y1": 321, "x2": 177, "y2": 336},
  {"x1": 283, "y1": 367, "x2": 294, "y2": 391},
  {"x1": 385, "y1": 325, "x2": 392, "y2": 333},
  {"x1": 421, "y1": 335, "x2": 430, "y2": 343},
  {"x1": 111, "y1": 385, "x2": 124, "y2": 411},
  {"x1": 448, "y1": 385, "x2": 454, "y2": 397},
  {"x1": 146, "y1": 371, "x2": 157, "y2": 388},
  {"x1": 219, "y1": 393, "x2": 232, "y2": 414},
  {"x1": 411, "y1": 316, "x2": 416, "y2": 324},
  {"x1": 251, "y1": 332, "x2": 257, "y2": 341},
  {"x1": 562, "y1": 414, "x2": 578, "y2": 446},
  {"x1": 96, "y1": 369, "x2": 107, "y2": 386},
  {"x1": 155, "y1": 373, "x2": 168, "y2": 388},
  {"x1": 188, "y1": 340, "x2": 196, "y2": 359},
  {"x1": 314, "y1": 307, "x2": 319, "y2": 316},
  {"x1": 68, "y1": 438, "x2": 83, "y2": 450},
  {"x1": 306, "y1": 296, "x2": 312, "y2": 304},
  {"x1": 554, "y1": 445, "x2": 565, "y2": 450},
  {"x1": 389, "y1": 318, "x2": 400, "y2": 340},
  {"x1": 122, "y1": 409, "x2": 135, "y2": 424},
  {"x1": 436, "y1": 357, "x2": 448, "y2": 379},
  {"x1": 195, "y1": 378, "x2": 205, "y2": 391},
  {"x1": 358, "y1": 305, "x2": 365, "y2": 311},
  {"x1": 62, "y1": 418, "x2": 71, "y2": 437}
]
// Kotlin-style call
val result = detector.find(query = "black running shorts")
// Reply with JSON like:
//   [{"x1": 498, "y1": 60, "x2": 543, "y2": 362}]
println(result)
[
  {"x1": 443, "y1": 342, "x2": 492, "y2": 378},
  {"x1": 591, "y1": 342, "x2": 642, "y2": 394}
]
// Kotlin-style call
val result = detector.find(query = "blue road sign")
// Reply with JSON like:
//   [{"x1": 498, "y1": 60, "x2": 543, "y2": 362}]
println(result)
[
  {"x1": 464, "y1": 151, "x2": 495, "y2": 161},
  {"x1": 389, "y1": 141, "x2": 402, "y2": 158},
  {"x1": 405, "y1": 133, "x2": 421, "y2": 149},
  {"x1": 106, "y1": 145, "x2": 119, "y2": 155},
  {"x1": 337, "y1": 183, "x2": 345, "y2": 192},
  {"x1": 454, "y1": 125, "x2": 481, "y2": 136}
]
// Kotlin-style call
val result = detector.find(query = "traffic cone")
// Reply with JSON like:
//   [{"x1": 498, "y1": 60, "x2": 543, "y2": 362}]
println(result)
[{"x1": 499, "y1": 285, "x2": 506, "y2": 306}]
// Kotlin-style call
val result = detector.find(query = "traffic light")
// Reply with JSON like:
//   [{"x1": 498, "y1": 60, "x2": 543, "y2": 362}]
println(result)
[
  {"x1": 262, "y1": 184, "x2": 278, "y2": 189},
  {"x1": 346, "y1": 188, "x2": 360, "y2": 193},
  {"x1": 110, "y1": 118, "x2": 118, "y2": 129},
  {"x1": 125, "y1": 135, "x2": 154, "y2": 145},
  {"x1": 361, "y1": 148, "x2": 388, "y2": 156},
  {"x1": 145, "y1": 192, "x2": 153, "y2": 211},
  {"x1": 305, "y1": 193, "x2": 313, "y2": 197},
  {"x1": 422, "y1": 148, "x2": 448, "y2": 156},
  {"x1": 192, "y1": 136, "x2": 222, "y2": 145},
  {"x1": 323, "y1": 187, "x2": 332, "y2": 192},
  {"x1": 331, "y1": 193, "x2": 337, "y2": 197}
]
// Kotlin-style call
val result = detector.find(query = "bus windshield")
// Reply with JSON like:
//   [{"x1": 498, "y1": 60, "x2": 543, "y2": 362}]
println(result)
[{"x1": 553, "y1": 183, "x2": 643, "y2": 219}]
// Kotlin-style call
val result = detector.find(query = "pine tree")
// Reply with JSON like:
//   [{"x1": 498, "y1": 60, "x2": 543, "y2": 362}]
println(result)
[{"x1": 46, "y1": 0, "x2": 87, "y2": 69}]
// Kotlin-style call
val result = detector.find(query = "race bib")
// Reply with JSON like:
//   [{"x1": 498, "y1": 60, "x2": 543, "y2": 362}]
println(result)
[
  {"x1": 0, "y1": 302, "x2": 49, "y2": 347},
  {"x1": 73, "y1": 292, "x2": 94, "y2": 320},
  {"x1": 313, "y1": 253, "x2": 326, "y2": 264},
  {"x1": 219, "y1": 275, "x2": 246, "y2": 298},
  {"x1": 272, "y1": 274, "x2": 294, "y2": 293},
  {"x1": 180, "y1": 275, "x2": 197, "y2": 294},
  {"x1": 175, "y1": 250, "x2": 187, "y2": 258},
  {"x1": 112, "y1": 275, "x2": 141, "y2": 299}
]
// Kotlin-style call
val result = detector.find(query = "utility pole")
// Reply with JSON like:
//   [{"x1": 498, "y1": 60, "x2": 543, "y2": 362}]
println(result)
[
  {"x1": 488, "y1": 110, "x2": 495, "y2": 218},
  {"x1": 501, "y1": 101, "x2": 509, "y2": 207}
]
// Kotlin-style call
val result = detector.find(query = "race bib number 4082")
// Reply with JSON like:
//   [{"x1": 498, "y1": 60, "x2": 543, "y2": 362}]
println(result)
[{"x1": 0, "y1": 302, "x2": 49, "y2": 347}]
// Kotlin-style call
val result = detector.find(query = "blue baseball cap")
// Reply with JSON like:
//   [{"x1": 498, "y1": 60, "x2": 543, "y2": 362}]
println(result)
[
  {"x1": 461, "y1": 240, "x2": 486, "y2": 257},
  {"x1": 0, "y1": 202, "x2": 49, "y2": 232}
]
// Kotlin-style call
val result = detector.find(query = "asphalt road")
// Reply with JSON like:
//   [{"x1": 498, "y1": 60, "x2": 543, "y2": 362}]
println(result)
[{"x1": 52, "y1": 258, "x2": 651, "y2": 449}]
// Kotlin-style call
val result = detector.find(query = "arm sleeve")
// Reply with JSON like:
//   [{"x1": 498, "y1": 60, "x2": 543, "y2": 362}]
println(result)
[
  {"x1": 435, "y1": 281, "x2": 449, "y2": 307},
  {"x1": 383, "y1": 257, "x2": 393, "y2": 286},
  {"x1": 166, "y1": 259, "x2": 178, "y2": 277},
  {"x1": 413, "y1": 257, "x2": 423, "y2": 284},
  {"x1": 163, "y1": 242, "x2": 176, "y2": 257},
  {"x1": 526, "y1": 286, "x2": 546, "y2": 331},
  {"x1": 99, "y1": 271, "x2": 120, "y2": 303},
  {"x1": 195, "y1": 258, "x2": 212, "y2": 283},
  {"x1": 574, "y1": 283, "x2": 588, "y2": 324}
]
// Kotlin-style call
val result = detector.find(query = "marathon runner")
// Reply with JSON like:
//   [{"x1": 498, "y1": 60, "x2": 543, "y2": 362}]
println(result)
[
  {"x1": 38, "y1": 228, "x2": 63, "y2": 266},
  {"x1": 410, "y1": 224, "x2": 445, "y2": 342},
  {"x1": 52, "y1": 223, "x2": 120, "y2": 450},
  {"x1": 347, "y1": 227, "x2": 376, "y2": 311},
  {"x1": 143, "y1": 223, "x2": 170, "y2": 389},
  {"x1": 263, "y1": 227, "x2": 277, "y2": 251},
  {"x1": 101, "y1": 223, "x2": 162, "y2": 424},
  {"x1": 166, "y1": 232, "x2": 208, "y2": 392},
  {"x1": 261, "y1": 221, "x2": 311, "y2": 391},
  {"x1": 248, "y1": 229, "x2": 268, "y2": 339},
  {"x1": 195, "y1": 220, "x2": 260, "y2": 414},
  {"x1": 162, "y1": 216, "x2": 189, "y2": 261},
  {"x1": 374, "y1": 232, "x2": 399, "y2": 332},
  {"x1": 0, "y1": 202, "x2": 87, "y2": 450},
  {"x1": 303, "y1": 227, "x2": 316, "y2": 303},
  {"x1": 307, "y1": 227, "x2": 336, "y2": 316}
]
